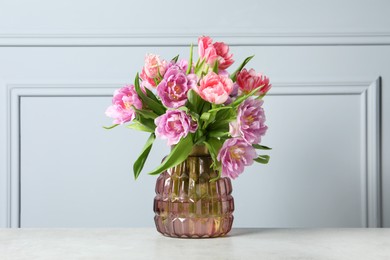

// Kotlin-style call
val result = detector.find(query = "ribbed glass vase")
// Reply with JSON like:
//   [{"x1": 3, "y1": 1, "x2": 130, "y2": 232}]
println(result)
[{"x1": 153, "y1": 145, "x2": 234, "y2": 238}]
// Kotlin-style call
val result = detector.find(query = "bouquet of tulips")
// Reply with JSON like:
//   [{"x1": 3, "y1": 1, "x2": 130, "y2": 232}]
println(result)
[{"x1": 105, "y1": 36, "x2": 271, "y2": 180}]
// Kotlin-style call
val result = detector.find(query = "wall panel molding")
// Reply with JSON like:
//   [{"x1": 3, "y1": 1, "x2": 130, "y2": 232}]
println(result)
[
  {"x1": 1, "y1": 0, "x2": 390, "y2": 47},
  {"x1": 4, "y1": 79, "x2": 381, "y2": 228},
  {"x1": 365, "y1": 78, "x2": 382, "y2": 227},
  {"x1": 273, "y1": 80, "x2": 382, "y2": 228},
  {"x1": 7, "y1": 84, "x2": 119, "y2": 228},
  {"x1": 0, "y1": 79, "x2": 9, "y2": 228},
  {"x1": 1, "y1": 32, "x2": 390, "y2": 46}
]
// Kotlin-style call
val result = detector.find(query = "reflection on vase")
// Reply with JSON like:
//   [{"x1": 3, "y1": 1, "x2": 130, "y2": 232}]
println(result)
[{"x1": 154, "y1": 145, "x2": 234, "y2": 238}]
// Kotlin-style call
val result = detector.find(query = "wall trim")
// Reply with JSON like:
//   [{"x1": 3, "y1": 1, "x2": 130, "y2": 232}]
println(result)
[
  {"x1": 5, "y1": 79, "x2": 381, "y2": 227},
  {"x1": 1, "y1": 32, "x2": 390, "y2": 46},
  {"x1": 366, "y1": 78, "x2": 382, "y2": 227},
  {"x1": 0, "y1": 79, "x2": 9, "y2": 228},
  {"x1": 7, "y1": 85, "x2": 118, "y2": 228}
]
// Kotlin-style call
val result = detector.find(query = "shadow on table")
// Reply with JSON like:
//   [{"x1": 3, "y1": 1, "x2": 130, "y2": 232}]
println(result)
[{"x1": 229, "y1": 228, "x2": 279, "y2": 237}]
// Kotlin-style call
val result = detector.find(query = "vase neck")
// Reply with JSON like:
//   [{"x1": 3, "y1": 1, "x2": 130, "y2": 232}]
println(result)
[{"x1": 188, "y1": 145, "x2": 209, "y2": 156}]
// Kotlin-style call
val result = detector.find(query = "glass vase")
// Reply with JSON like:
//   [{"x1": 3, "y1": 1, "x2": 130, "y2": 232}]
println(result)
[{"x1": 153, "y1": 145, "x2": 234, "y2": 238}]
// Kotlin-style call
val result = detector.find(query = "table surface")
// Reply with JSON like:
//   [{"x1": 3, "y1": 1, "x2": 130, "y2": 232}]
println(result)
[{"x1": 0, "y1": 228, "x2": 389, "y2": 260}]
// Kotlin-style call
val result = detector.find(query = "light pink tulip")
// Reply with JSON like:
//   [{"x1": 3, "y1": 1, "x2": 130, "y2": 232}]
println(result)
[
  {"x1": 195, "y1": 72, "x2": 233, "y2": 104},
  {"x1": 140, "y1": 54, "x2": 167, "y2": 88}
]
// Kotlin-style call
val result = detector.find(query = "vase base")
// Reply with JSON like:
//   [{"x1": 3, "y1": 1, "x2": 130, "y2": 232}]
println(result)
[
  {"x1": 154, "y1": 215, "x2": 233, "y2": 238},
  {"x1": 160, "y1": 233, "x2": 228, "y2": 239}
]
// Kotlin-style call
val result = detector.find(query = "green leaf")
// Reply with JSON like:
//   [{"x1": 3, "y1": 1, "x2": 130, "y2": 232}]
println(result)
[
  {"x1": 204, "y1": 138, "x2": 223, "y2": 182},
  {"x1": 148, "y1": 134, "x2": 194, "y2": 175},
  {"x1": 230, "y1": 55, "x2": 254, "y2": 82},
  {"x1": 144, "y1": 87, "x2": 160, "y2": 103},
  {"x1": 187, "y1": 89, "x2": 204, "y2": 114},
  {"x1": 208, "y1": 119, "x2": 233, "y2": 131},
  {"x1": 103, "y1": 124, "x2": 119, "y2": 130},
  {"x1": 205, "y1": 137, "x2": 223, "y2": 153},
  {"x1": 212, "y1": 60, "x2": 219, "y2": 74},
  {"x1": 134, "y1": 73, "x2": 166, "y2": 115},
  {"x1": 208, "y1": 130, "x2": 229, "y2": 138},
  {"x1": 193, "y1": 128, "x2": 204, "y2": 144},
  {"x1": 177, "y1": 106, "x2": 189, "y2": 112},
  {"x1": 208, "y1": 107, "x2": 235, "y2": 130},
  {"x1": 252, "y1": 144, "x2": 272, "y2": 150},
  {"x1": 171, "y1": 54, "x2": 179, "y2": 63},
  {"x1": 209, "y1": 170, "x2": 221, "y2": 183},
  {"x1": 133, "y1": 133, "x2": 156, "y2": 179},
  {"x1": 207, "y1": 121, "x2": 229, "y2": 135},
  {"x1": 137, "y1": 117, "x2": 156, "y2": 131},
  {"x1": 126, "y1": 120, "x2": 154, "y2": 133},
  {"x1": 200, "y1": 112, "x2": 211, "y2": 121},
  {"x1": 189, "y1": 112, "x2": 200, "y2": 121},
  {"x1": 186, "y1": 44, "x2": 193, "y2": 74},
  {"x1": 194, "y1": 135, "x2": 206, "y2": 145},
  {"x1": 153, "y1": 78, "x2": 159, "y2": 86},
  {"x1": 133, "y1": 107, "x2": 158, "y2": 119},
  {"x1": 200, "y1": 101, "x2": 211, "y2": 114},
  {"x1": 216, "y1": 108, "x2": 234, "y2": 122},
  {"x1": 204, "y1": 137, "x2": 223, "y2": 169},
  {"x1": 207, "y1": 106, "x2": 232, "y2": 114},
  {"x1": 254, "y1": 155, "x2": 270, "y2": 164},
  {"x1": 231, "y1": 86, "x2": 262, "y2": 107},
  {"x1": 200, "y1": 70, "x2": 207, "y2": 80},
  {"x1": 134, "y1": 73, "x2": 146, "y2": 96},
  {"x1": 256, "y1": 93, "x2": 266, "y2": 100},
  {"x1": 194, "y1": 58, "x2": 206, "y2": 74}
]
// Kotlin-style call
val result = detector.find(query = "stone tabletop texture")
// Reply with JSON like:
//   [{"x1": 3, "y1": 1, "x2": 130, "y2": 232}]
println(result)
[{"x1": 0, "y1": 228, "x2": 389, "y2": 260}]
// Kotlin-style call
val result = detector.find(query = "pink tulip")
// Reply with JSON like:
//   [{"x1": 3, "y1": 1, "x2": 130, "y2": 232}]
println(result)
[
  {"x1": 198, "y1": 36, "x2": 218, "y2": 65},
  {"x1": 105, "y1": 85, "x2": 142, "y2": 124},
  {"x1": 155, "y1": 110, "x2": 197, "y2": 146},
  {"x1": 195, "y1": 72, "x2": 233, "y2": 104},
  {"x1": 143, "y1": 53, "x2": 167, "y2": 78},
  {"x1": 140, "y1": 54, "x2": 167, "y2": 88},
  {"x1": 230, "y1": 98, "x2": 268, "y2": 144},
  {"x1": 157, "y1": 64, "x2": 197, "y2": 108},
  {"x1": 217, "y1": 138, "x2": 257, "y2": 179},
  {"x1": 213, "y1": 41, "x2": 234, "y2": 70},
  {"x1": 236, "y1": 68, "x2": 271, "y2": 95},
  {"x1": 198, "y1": 36, "x2": 234, "y2": 70}
]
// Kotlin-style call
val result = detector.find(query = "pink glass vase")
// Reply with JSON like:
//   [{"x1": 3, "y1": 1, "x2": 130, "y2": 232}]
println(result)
[{"x1": 153, "y1": 145, "x2": 234, "y2": 238}]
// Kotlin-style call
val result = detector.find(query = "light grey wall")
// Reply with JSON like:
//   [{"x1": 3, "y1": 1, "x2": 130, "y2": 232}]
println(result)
[{"x1": 0, "y1": 0, "x2": 389, "y2": 228}]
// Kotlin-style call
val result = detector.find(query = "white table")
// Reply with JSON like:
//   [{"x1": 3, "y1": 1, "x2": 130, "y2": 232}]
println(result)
[{"x1": 0, "y1": 228, "x2": 389, "y2": 260}]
